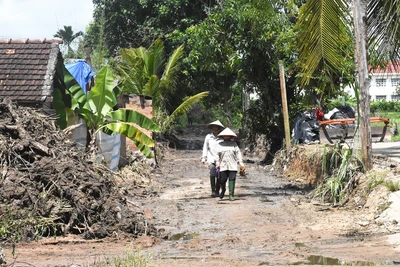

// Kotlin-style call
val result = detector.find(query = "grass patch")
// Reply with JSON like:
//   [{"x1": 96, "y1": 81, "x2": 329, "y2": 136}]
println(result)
[
  {"x1": 89, "y1": 248, "x2": 153, "y2": 267},
  {"x1": 378, "y1": 201, "x2": 392, "y2": 212},
  {"x1": 365, "y1": 172, "x2": 386, "y2": 193},
  {"x1": 384, "y1": 180, "x2": 400, "y2": 192}
]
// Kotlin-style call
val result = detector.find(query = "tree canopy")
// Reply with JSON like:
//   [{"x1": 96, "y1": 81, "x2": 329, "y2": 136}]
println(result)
[{"x1": 84, "y1": 0, "x2": 304, "y2": 160}]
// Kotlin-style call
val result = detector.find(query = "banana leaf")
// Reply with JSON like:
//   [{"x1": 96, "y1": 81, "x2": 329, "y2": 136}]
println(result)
[
  {"x1": 52, "y1": 87, "x2": 68, "y2": 129},
  {"x1": 67, "y1": 83, "x2": 87, "y2": 110},
  {"x1": 134, "y1": 140, "x2": 154, "y2": 158},
  {"x1": 162, "y1": 91, "x2": 209, "y2": 130},
  {"x1": 108, "y1": 109, "x2": 159, "y2": 132},
  {"x1": 105, "y1": 122, "x2": 155, "y2": 147},
  {"x1": 88, "y1": 66, "x2": 117, "y2": 118}
]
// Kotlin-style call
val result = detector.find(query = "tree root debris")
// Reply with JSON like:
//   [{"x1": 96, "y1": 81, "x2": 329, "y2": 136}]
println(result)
[{"x1": 0, "y1": 99, "x2": 158, "y2": 242}]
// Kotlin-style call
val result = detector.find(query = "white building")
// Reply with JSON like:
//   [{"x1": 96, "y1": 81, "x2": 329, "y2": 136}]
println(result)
[{"x1": 345, "y1": 62, "x2": 400, "y2": 101}]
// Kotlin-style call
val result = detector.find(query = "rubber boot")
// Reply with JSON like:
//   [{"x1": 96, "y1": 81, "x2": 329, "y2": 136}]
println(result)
[
  {"x1": 229, "y1": 180, "x2": 235, "y2": 201},
  {"x1": 210, "y1": 176, "x2": 216, "y2": 197},
  {"x1": 219, "y1": 182, "x2": 226, "y2": 199}
]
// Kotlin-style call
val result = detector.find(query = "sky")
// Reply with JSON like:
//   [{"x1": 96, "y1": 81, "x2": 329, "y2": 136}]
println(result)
[{"x1": 0, "y1": 0, "x2": 94, "y2": 39}]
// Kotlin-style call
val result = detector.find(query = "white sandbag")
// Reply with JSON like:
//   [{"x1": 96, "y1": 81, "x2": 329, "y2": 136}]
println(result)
[{"x1": 97, "y1": 131, "x2": 121, "y2": 171}]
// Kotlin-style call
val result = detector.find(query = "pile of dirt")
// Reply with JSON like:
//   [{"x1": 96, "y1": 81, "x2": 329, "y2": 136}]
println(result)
[
  {"x1": 270, "y1": 144, "x2": 400, "y2": 218},
  {"x1": 270, "y1": 145, "x2": 325, "y2": 187},
  {"x1": 0, "y1": 99, "x2": 158, "y2": 242}
]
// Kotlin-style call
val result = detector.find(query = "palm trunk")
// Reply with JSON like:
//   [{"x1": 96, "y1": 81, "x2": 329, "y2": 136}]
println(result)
[{"x1": 353, "y1": 0, "x2": 372, "y2": 170}]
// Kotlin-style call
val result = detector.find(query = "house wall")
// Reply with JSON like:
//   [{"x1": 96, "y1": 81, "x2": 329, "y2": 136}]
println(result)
[
  {"x1": 369, "y1": 73, "x2": 400, "y2": 101},
  {"x1": 345, "y1": 73, "x2": 400, "y2": 101}
]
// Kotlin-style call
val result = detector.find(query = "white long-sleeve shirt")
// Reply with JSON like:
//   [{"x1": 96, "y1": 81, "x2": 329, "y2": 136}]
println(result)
[
  {"x1": 202, "y1": 133, "x2": 222, "y2": 164},
  {"x1": 217, "y1": 140, "x2": 244, "y2": 171}
]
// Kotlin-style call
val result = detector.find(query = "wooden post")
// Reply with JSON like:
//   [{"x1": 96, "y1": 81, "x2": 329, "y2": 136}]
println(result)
[{"x1": 279, "y1": 60, "x2": 291, "y2": 151}]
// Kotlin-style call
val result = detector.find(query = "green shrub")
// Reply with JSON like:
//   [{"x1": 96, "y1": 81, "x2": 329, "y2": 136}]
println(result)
[
  {"x1": 371, "y1": 100, "x2": 400, "y2": 114},
  {"x1": 312, "y1": 144, "x2": 363, "y2": 205}
]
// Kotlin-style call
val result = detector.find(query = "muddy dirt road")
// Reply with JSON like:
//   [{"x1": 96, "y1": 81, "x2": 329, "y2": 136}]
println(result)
[
  {"x1": 3, "y1": 125, "x2": 400, "y2": 266},
  {"x1": 145, "y1": 148, "x2": 400, "y2": 267}
]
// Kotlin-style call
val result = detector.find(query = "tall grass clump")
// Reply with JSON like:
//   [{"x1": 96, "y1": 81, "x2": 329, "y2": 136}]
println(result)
[{"x1": 311, "y1": 144, "x2": 364, "y2": 205}]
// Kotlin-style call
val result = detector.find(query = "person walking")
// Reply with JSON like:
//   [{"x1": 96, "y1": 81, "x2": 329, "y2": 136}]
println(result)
[
  {"x1": 201, "y1": 120, "x2": 225, "y2": 197},
  {"x1": 216, "y1": 128, "x2": 245, "y2": 201}
]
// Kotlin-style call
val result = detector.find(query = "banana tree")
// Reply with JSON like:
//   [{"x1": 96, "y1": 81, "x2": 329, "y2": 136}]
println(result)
[{"x1": 67, "y1": 65, "x2": 160, "y2": 158}]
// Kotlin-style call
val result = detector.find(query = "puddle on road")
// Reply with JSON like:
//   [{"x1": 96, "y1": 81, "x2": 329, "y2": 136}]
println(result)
[
  {"x1": 168, "y1": 232, "x2": 199, "y2": 241},
  {"x1": 293, "y1": 255, "x2": 395, "y2": 265}
]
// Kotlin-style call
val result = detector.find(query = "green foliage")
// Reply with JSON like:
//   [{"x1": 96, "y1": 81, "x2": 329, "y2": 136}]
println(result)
[
  {"x1": 368, "y1": 0, "x2": 400, "y2": 62},
  {"x1": 92, "y1": 0, "x2": 303, "y2": 156},
  {"x1": 161, "y1": 91, "x2": 209, "y2": 132},
  {"x1": 66, "y1": 66, "x2": 160, "y2": 158},
  {"x1": 180, "y1": 0, "x2": 299, "y2": 151},
  {"x1": 89, "y1": 248, "x2": 152, "y2": 267},
  {"x1": 313, "y1": 144, "x2": 364, "y2": 205},
  {"x1": 92, "y1": 0, "x2": 216, "y2": 53},
  {"x1": 53, "y1": 61, "x2": 81, "y2": 129},
  {"x1": 366, "y1": 173, "x2": 386, "y2": 191},
  {"x1": 295, "y1": 0, "x2": 400, "y2": 105},
  {"x1": 370, "y1": 100, "x2": 400, "y2": 114},
  {"x1": 324, "y1": 93, "x2": 357, "y2": 111},
  {"x1": 384, "y1": 180, "x2": 400, "y2": 192},
  {"x1": 0, "y1": 205, "x2": 57, "y2": 246},
  {"x1": 115, "y1": 39, "x2": 209, "y2": 134},
  {"x1": 83, "y1": 5, "x2": 110, "y2": 72},
  {"x1": 295, "y1": 0, "x2": 354, "y2": 95},
  {"x1": 88, "y1": 66, "x2": 117, "y2": 121},
  {"x1": 115, "y1": 39, "x2": 184, "y2": 111}
]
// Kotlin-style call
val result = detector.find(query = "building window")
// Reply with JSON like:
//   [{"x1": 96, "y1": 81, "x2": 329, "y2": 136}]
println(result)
[
  {"x1": 392, "y1": 95, "x2": 400, "y2": 101},
  {"x1": 376, "y1": 95, "x2": 386, "y2": 101},
  {"x1": 391, "y1": 78, "x2": 400, "y2": 87},
  {"x1": 376, "y1": 79, "x2": 386, "y2": 87}
]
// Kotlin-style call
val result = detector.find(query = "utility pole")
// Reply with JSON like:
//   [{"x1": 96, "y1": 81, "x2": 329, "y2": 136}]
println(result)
[{"x1": 279, "y1": 60, "x2": 291, "y2": 151}]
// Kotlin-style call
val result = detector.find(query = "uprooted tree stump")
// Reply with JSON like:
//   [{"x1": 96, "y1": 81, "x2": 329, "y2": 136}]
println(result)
[{"x1": 0, "y1": 98, "x2": 158, "y2": 242}]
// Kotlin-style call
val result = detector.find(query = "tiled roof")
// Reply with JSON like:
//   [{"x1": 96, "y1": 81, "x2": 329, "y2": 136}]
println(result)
[
  {"x1": 0, "y1": 38, "x2": 63, "y2": 104},
  {"x1": 370, "y1": 61, "x2": 400, "y2": 74}
]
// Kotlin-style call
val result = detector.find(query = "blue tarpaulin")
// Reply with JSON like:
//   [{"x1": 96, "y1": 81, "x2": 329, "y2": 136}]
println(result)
[{"x1": 65, "y1": 60, "x2": 95, "y2": 94}]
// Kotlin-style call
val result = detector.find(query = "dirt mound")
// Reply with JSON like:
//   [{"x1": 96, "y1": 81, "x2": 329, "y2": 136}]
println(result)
[{"x1": 0, "y1": 99, "x2": 157, "y2": 242}]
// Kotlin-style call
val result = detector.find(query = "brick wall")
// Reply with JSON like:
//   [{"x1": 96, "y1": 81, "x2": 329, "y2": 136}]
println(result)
[{"x1": 125, "y1": 95, "x2": 153, "y2": 151}]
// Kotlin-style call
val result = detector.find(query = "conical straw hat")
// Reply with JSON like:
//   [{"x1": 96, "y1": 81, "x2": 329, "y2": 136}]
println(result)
[
  {"x1": 208, "y1": 120, "x2": 225, "y2": 129},
  {"x1": 217, "y1": 127, "x2": 237, "y2": 138}
]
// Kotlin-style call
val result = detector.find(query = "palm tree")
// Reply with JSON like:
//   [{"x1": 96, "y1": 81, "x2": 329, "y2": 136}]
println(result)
[
  {"x1": 54, "y1": 25, "x2": 83, "y2": 56},
  {"x1": 115, "y1": 39, "x2": 209, "y2": 132},
  {"x1": 296, "y1": 0, "x2": 400, "y2": 170}
]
